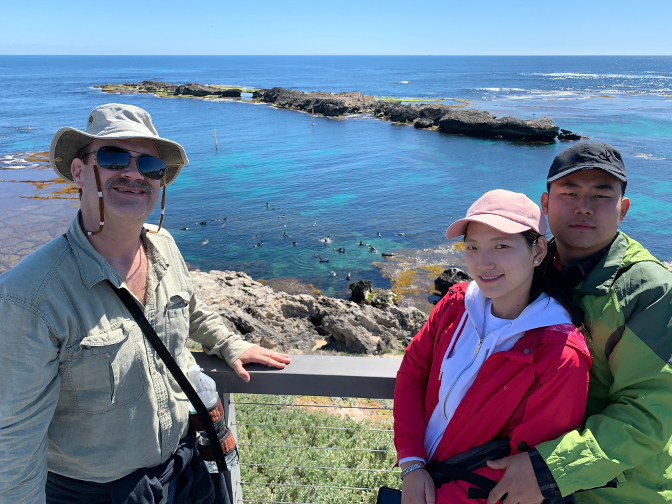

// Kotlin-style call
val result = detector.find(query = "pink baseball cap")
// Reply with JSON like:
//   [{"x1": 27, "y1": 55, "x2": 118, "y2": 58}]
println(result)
[{"x1": 445, "y1": 189, "x2": 547, "y2": 239}]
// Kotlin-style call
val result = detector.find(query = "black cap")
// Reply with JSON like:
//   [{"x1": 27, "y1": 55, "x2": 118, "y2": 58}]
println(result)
[{"x1": 547, "y1": 141, "x2": 627, "y2": 185}]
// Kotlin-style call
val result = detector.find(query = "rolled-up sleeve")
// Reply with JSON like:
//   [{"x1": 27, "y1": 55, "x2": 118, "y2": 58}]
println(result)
[
  {"x1": 0, "y1": 297, "x2": 61, "y2": 504},
  {"x1": 187, "y1": 293, "x2": 254, "y2": 366}
]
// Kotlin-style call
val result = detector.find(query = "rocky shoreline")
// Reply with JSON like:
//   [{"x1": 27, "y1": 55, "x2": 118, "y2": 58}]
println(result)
[
  {"x1": 96, "y1": 81, "x2": 583, "y2": 143},
  {"x1": 191, "y1": 269, "x2": 430, "y2": 355}
]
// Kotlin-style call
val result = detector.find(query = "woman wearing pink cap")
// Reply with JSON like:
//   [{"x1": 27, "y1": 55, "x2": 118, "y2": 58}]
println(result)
[{"x1": 392, "y1": 190, "x2": 591, "y2": 504}]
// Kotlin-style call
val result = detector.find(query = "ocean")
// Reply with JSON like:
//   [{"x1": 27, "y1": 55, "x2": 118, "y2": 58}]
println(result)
[{"x1": 1, "y1": 56, "x2": 671, "y2": 297}]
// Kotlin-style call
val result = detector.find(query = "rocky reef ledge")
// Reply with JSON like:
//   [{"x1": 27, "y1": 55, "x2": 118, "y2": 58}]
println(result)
[
  {"x1": 255, "y1": 87, "x2": 562, "y2": 142},
  {"x1": 191, "y1": 269, "x2": 428, "y2": 355},
  {"x1": 97, "y1": 81, "x2": 580, "y2": 143},
  {"x1": 95, "y1": 81, "x2": 253, "y2": 98}
]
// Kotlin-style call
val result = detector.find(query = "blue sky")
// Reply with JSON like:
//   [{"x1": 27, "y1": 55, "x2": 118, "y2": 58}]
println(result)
[{"x1": 3, "y1": 0, "x2": 671, "y2": 55}]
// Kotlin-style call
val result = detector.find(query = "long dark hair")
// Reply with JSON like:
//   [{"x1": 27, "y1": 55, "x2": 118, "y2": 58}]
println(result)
[{"x1": 522, "y1": 230, "x2": 589, "y2": 338}]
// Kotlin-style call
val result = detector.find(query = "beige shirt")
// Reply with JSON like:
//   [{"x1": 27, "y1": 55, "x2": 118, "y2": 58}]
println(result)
[{"x1": 0, "y1": 213, "x2": 254, "y2": 503}]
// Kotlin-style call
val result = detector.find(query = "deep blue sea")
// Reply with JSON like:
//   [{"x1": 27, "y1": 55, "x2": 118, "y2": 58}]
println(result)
[{"x1": 1, "y1": 56, "x2": 671, "y2": 296}]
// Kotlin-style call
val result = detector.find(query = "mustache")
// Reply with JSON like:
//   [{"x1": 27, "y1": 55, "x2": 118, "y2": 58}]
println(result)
[{"x1": 106, "y1": 177, "x2": 154, "y2": 195}]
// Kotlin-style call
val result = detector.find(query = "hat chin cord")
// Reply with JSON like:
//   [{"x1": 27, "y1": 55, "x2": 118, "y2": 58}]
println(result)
[
  {"x1": 147, "y1": 178, "x2": 166, "y2": 234},
  {"x1": 83, "y1": 163, "x2": 166, "y2": 236}
]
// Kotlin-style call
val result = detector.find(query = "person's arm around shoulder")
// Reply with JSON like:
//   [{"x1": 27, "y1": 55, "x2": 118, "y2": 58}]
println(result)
[
  {"x1": 187, "y1": 292, "x2": 290, "y2": 382},
  {"x1": 486, "y1": 324, "x2": 592, "y2": 504},
  {"x1": 533, "y1": 263, "x2": 672, "y2": 495},
  {"x1": 0, "y1": 298, "x2": 61, "y2": 504}
]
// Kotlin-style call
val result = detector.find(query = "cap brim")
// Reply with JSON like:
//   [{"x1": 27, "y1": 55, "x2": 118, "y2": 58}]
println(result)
[
  {"x1": 446, "y1": 215, "x2": 533, "y2": 239},
  {"x1": 547, "y1": 165, "x2": 627, "y2": 184},
  {"x1": 49, "y1": 127, "x2": 188, "y2": 187}
]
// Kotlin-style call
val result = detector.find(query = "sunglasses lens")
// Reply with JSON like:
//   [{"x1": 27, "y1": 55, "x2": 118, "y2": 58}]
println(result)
[
  {"x1": 96, "y1": 146, "x2": 130, "y2": 170},
  {"x1": 137, "y1": 155, "x2": 167, "y2": 180}
]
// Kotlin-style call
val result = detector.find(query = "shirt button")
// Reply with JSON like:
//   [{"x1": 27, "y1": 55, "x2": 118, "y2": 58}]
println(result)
[
  {"x1": 153, "y1": 369, "x2": 157, "y2": 374},
  {"x1": 161, "y1": 408, "x2": 166, "y2": 414},
  {"x1": 524, "y1": 349, "x2": 530, "y2": 354},
  {"x1": 105, "y1": 353, "x2": 111, "y2": 359}
]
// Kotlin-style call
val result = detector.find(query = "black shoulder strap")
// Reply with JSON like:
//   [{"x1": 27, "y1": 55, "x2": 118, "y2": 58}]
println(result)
[
  {"x1": 107, "y1": 280, "x2": 229, "y2": 473},
  {"x1": 425, "y1": 460, "x2": 502, "y2": 500}
]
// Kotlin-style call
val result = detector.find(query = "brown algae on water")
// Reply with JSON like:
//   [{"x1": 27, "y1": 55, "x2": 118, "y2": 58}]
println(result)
[
  {"x1": 373, "y1": 244, "x2": 466, "y2": 314},
  {"x1": 0, "y1": 152, "x2": 79, "y2": 273}
]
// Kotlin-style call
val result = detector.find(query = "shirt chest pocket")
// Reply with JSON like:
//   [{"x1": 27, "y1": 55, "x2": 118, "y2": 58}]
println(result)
[
  {"x1": 165, "y1": 291, "x2": 191, "y2": 368},
  {"x1": 67, "y1": 326, "x2": 145, "y2": 414}
]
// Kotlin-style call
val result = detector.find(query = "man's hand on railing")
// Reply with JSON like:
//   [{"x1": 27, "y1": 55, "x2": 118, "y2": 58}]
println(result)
[
  {"x1": 401, "y1": 462, "x2": 435, "y2": 504},
  {"x1": 231, "y1": 346, "x2": 292, "y2": 382}
]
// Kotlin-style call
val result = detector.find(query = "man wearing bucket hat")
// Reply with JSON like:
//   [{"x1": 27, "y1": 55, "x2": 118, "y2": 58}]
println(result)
[
  {"x1": 485, "y1": 142, "x2": 672, "y2": 504},
  {"x1": 0, "y1": 104, "x2": 291, "y2": 503}
]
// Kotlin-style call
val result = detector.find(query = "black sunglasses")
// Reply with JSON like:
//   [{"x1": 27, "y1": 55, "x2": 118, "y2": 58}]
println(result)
[{"x1": 84, "y1": 145, "x2": 167, "y2": 180}]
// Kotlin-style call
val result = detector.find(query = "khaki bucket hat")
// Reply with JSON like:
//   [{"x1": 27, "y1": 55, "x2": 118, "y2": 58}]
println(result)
[{"x1": 49, "y1": 103, "x2": 188, "y2": 187}]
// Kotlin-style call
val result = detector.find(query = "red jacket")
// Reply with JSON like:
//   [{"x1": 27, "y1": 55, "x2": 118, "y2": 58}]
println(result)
[{"x1": 394, "y1": 283, "x2": 591, "y2": 502}]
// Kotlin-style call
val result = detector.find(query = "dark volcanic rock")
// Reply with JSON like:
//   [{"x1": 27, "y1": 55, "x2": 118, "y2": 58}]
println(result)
[
  {"x1": 558, "y1": 129, "x2": 582, "y2": 141},
  {"x1": 370, "y1": 289, "x2": 397, "y2": 309},
  {"x1": 118, "y1": 81, "x2": 241, "y2": 97},
  {"x1": 372, "y1": 100, "x2": 395, "y2": 117},
  {"x1": 435, "y1": 267, "x2": 472, "y2": 298},
  {"x1": 390, "y1": 105, "x2": 419, "y2": 123},
  {"x1": 321, "y1": 100, "x2": 348, "y2": 116},
  {"x1": 349, "y1": 280, "x2": 373, "y2": 303},
  {"x1": 132, "y1": 81, "x2": 178, "y2": 94},
  {"x1": 438, "y1": 109, "x2": 559, "y2": 142},
  {"x1": 257, "y1": 87, "x2": 372, "y2": 116},
  {"x1": 216, "y1": 88, "x2": 243, "y2": 97},
  {"x1": 174, "y1": 83, "x2": 241, "y2": 98},
  {"x1": 418, "y1": 105, "x2": 446, "y2": 125},
  {"x1": 256, "y1": 87, "x2": 561, "y2": 142},
  {"x1": 414, "y1": 118, "x2": 434, "y2": 129},
  {"x1": 254, "y1": 87, "x2": 563, "y2": 141}
]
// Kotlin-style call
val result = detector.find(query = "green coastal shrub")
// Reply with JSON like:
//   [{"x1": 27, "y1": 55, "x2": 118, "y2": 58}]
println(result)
[{"x1": 234, "y1": 394, "x2": 399, "y2": 504}]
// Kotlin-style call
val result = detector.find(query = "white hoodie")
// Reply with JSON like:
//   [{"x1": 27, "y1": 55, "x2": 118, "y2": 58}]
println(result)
[{"x1": 400, "y1": 281, "x2": 573, "y2": 464}]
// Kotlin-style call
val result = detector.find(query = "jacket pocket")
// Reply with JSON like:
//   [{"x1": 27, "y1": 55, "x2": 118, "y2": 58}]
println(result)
[{"x1": 67, "y1": 326, "x2": 145, "y2": 414}]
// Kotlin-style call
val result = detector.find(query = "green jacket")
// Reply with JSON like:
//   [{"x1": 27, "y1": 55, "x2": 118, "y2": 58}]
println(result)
[{"x1": 537, "y1": 232, "x2": 672, "y2": 503}]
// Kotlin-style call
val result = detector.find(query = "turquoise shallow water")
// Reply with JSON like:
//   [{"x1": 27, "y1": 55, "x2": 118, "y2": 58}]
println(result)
[{"x1": 1, "y1": 56, "x2": 671, "y2": 296}]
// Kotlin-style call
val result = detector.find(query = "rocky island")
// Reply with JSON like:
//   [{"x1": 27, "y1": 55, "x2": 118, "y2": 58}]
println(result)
[{"x1": 96, "y1": 81, "x2": 582, "y2": 142}]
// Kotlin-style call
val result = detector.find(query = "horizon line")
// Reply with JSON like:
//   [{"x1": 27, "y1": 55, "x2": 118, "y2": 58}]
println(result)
[{"x1": 1, "y1": 54, "x2": 671, "y2": 57}]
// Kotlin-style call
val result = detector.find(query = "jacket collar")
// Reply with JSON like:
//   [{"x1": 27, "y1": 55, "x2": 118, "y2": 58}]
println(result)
[
  {"x1": 464, "y1": 282, "x2": 572, "y2": 340},
  {"x1": 577, "y1": 232, "x2": 628, "y2": 296},
  {"x1": 463, "y1": 281, "x2": 572, "y2": 364},
  {"x1": 65, "y1": 211, "x2": 169, "y2": 290},
  {"x1": 551, "y1": 237, "x2": 613, "y2": 288}
]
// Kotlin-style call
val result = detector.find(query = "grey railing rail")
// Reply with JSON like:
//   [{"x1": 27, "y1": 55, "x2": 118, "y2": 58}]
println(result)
[
  {"x1": 192, "y1": 353, "x2": 402, "y2": 504},
  {"x1": 193, "y1": 353, "x2": 401, "y2": 399}
]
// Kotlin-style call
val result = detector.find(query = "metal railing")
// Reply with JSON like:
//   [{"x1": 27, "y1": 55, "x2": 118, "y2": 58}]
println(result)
[{"x1": 193, "y1": 353, "x2": 402, "y2": 504}]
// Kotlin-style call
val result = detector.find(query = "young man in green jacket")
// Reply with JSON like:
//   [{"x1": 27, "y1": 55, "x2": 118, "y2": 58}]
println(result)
[{"x1": 486, "y1": 142, "x2": 672, "y2": 504}]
